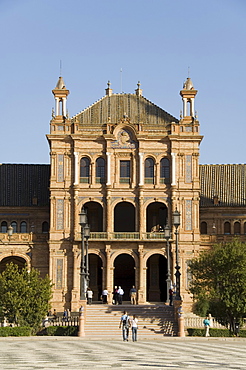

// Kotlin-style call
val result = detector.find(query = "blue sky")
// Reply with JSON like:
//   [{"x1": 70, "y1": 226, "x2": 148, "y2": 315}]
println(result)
[{"x1": 0, "y1": 0, "x2": 245, "y2": 164}]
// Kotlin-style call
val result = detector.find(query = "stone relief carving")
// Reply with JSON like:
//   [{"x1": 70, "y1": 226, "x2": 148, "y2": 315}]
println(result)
[{"x1": 111, "y1": 129, "x2": 137, "y2": 149}]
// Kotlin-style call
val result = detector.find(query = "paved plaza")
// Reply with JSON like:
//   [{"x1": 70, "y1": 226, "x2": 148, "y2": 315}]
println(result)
[{"x1": 0, "y1": 337, "x2": 246, "y2": 369}]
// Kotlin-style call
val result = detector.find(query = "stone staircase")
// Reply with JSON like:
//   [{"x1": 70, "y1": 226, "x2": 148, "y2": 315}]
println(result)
[{"x1": 84, "y1": 304, "x2": 178, "y2": 339}]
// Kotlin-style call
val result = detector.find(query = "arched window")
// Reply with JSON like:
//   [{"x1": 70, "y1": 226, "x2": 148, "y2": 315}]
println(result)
[
  {"x1": 1, "y1": 221, "x2": 7, "y2": 233},
  {"x1": 96, "y1": 157, "x2": 105, "y2": 184},
  {"x1": 11, "y1": 221, "x2": 17, "y2": 233},
  {"x1": 160, "y1": 157, "x2": 170, "y2": 184},
  {"x1": 244, "y1": 222, "x2": 246, "y2": 234},
  {"x1": 145, "y1": 158, "x2": 154, "y2": 184},
  {"x1": 80, "y1": 157, "x2": 90, "y2": 183},
  {"x1": 200, "y1": 221, "x2": 207, "y2": 235},
  {"x1": 42, "y1": 221, "x2": 49, "y2": 233},
  {"x1": 20, "y1": 221, "x2": 27, "y2": 233},
  {"x1": 224, "y1": 221, "x2": 231, "y2": 235},
  {"x1": 234, "y1": 221, "x2": 240, "y2": 235}
]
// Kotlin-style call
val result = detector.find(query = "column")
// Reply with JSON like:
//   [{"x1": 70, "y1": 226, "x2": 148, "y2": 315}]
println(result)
[
  {"x1": 62, "y1": 97, "x2": 66, "y2": 117},
  {"x1": 106, "y1": 245, "x2": 112, "y2": 301},
  {"x1": 106, "y1": 152, "x2": 111, "y2": 185},
  {"x1": 138, "y1": 245, "x2": 145, "y2": 304},
  {"x1": 190, "y1": 98, "x2": 195, "y2": 117},
  {"x1": 74, "y1": 152, "x2": 79, "y2": 185},
  {"x1": 171, "y1": 153, "x2": 176, "y2": 186},
  {"x1": 139, "y1": 152, "x2": 144, "y2": 186},
  {"x1": 91, "y1": 162, "x2": 95, "y2": 185},
  {"x1": 55, "y1": 97, "x2": 59, "y2": 116},
  {"x1": 183, "y1": 98, "x2": 187, "y2": 117}
]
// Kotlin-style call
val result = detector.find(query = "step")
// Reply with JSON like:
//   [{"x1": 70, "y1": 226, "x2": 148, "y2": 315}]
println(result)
[{"x1": 84, "y1": 304, "x2": 178, "y2": 337}]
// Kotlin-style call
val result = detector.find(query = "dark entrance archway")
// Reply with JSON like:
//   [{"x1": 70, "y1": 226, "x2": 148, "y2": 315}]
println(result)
[
  {"x1": 147, "y1": 254, "x2": 167, "y2": 302},
  {"x1": 84, "y1": 201, "x2": 103, "y2": 232},
  {"x1": 114, "y1": 254, "x2": 135, "y2": 302},
  {"x1": 146, "y1": 202, "x2": 168, "y2": 232},
  {"x1": 88, "y1": 254, "x2": 102, "y2": 301},
  {"x1": 114, "y1": 202, "x2": 135, "y2": 232},
  {"x1": 0, "y1": 256, "x2": 26, "y2": 274}
]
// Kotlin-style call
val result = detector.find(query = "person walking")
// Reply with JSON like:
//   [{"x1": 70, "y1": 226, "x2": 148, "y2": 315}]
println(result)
[
  {"x1": 119, "y1": 310, "x2": 130, "y2": 341},
  {"x1": 131, "y1": 314, "x2": 138, "y2": 342},
  {"x1": 129, "y1": 285, "x2": 137, "y2": 304},
  {"x1": 101, "y1": 288, "x2": 108, "y2": 304},
  {"x1": 87, "y1": 288, "x2": 93, "y2": 305},
  {"x1": 63, "y1": 309, "x2": 68, "y2": 322},
  {"x1": 117, "y1": 286, "x2": 124, "y2": 304},
  {"x1": 203, "y1": 316, "x2": 210, "y2": 337}
]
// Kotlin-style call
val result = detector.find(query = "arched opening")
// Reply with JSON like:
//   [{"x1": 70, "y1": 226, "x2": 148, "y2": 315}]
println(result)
[
  {"x1": 234, "y1": 222, "x2": 240, "y2": 235},
  {"x1": 224, "y1": 221, "x2": 231, "y2": 234},
  {"x1": 200, "y1": 221, "x2": 207, "y2": 235},
  {"x1": 20, "y1": 221, "x2": 27, "y2": 233},
  {"x1": 114, "y1": 202, "x2": 135, "y2": 232},
  {"x1": 80, "y1": 157, "x2": 90, "y2": 183},
  {"x1": 147, "y1": 254, "x2": 167, "y2": 302},
  {"x1": 144, "y1": 157, "x2": 154, "y2": 184},
  {"x1": 146, "y1": 202, "x2": 167, "y2": 232},
  {"x1": 160, "y1": 157, "x2": 170, "y2": 184},
  {"x1": 1, "y1": 221, "x2": 7, "y2": 233},
  {"x1": 96, "y1": 157, "x2": 105, "y2": 184},
  {"x1": 42, "y1": 221, "x2": 49, "y2": 233},
  {"x1": 83, "y1": 201, "x2": 103, "y2": 232},
  {"x1": 0, "y1": 256, "x2": 26, "y2": 274},
  {"x1": 88, "y1": 254, "x2": 102, "y2": 301},
  {"x1": 114, "y1": 254, "x2": 135, "y2": 302},
  {"x1": 11, "y1": 221, "x2": 17, "y2": 233}
]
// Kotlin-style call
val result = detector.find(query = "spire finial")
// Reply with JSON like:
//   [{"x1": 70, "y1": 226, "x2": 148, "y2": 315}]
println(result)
[
  {"x1": 135, "y1": 81, "x2": 143, "y2": 96},
  {"x1": 105, "y1": 81, "x2": 113, "y2": 96},
  {"x1": 188, "y1": 66, "x2": 190, "y2": 78},
  {"x1": 60, "y1": 60, "x2": 62, "y2": 76}
]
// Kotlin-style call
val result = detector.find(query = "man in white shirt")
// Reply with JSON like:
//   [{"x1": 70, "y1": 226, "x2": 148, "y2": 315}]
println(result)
[
  {"x1": 117, "y1": 286, "x2": 124, "y2": 304},
  {"x1": 101, "y1": 289, "x2": 108, "y2": 304}
]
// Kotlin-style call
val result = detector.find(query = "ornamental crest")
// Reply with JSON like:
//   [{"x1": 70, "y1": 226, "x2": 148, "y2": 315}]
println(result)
[{"x1": 111, "y1": 129, "x2": 137, "y2": 149}]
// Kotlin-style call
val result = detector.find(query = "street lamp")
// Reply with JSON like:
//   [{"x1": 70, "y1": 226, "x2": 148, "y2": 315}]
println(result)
[
  {"x1": 79, "y1": 208, "x2": 87, "y2": 301},
  {"x1": 173, "y1": 208, "x2": 181, "y2": 300},
  {"x1": 164, "y1": 224, "x2": 171, "y2": 304},
  {"x1": 84, "y1": 223, "x2": 90, "y2": 288}
]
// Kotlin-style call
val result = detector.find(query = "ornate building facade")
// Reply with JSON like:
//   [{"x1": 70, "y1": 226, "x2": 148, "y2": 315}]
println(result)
[{"x1": 1, "y1": 77, "x2": 245, "y2": 312}]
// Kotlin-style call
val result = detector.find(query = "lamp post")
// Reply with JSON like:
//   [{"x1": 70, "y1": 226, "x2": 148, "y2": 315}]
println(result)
[
  {"x1": 173, "y1": 208, "x2": 181, "y2": 300},
  {"x1": 79, "y1": 208, "x2": 87, "y2": 301},
  {"x1": 84, "y1": 223, "x2": 90, "y2": 288},
  {"x1": 164, "y1": 224, "x2": 171, "y2": 304}
]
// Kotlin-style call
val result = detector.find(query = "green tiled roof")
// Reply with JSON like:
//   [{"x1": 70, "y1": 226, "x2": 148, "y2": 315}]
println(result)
[
  {"x1": 73, "y1": 94, "x2": 178, "y2": 126},
  {"x1": 200, "y1": 164, "x2": 246, "y2": 207},
  {"x1": 0, "y1": 164, "x2": 50, "y2": 207}
]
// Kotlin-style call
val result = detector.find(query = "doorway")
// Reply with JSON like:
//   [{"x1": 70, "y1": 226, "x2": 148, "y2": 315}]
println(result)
[{"x1": 114, "y1": 254, "x2": 135, "y2": 302}]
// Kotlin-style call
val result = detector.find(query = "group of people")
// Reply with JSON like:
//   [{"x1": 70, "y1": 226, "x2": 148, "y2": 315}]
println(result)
[
  {"x1": 119, "y1": 310, "x2": 138, "y2": 342},
  {"x1": 112, "y1": 286, "x2": 124, "y2": 304},
  {"x1": 86, "y1": 285, "x2": 138, "y2": 305}
]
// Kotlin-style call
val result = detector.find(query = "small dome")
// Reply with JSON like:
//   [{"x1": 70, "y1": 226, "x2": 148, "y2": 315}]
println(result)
[
  {"x1": 183, "y1": 77, "x2": 194, "y2": 90},
  {"x1": 55, "y1": 76, "x2": 66, "y2": 89}
]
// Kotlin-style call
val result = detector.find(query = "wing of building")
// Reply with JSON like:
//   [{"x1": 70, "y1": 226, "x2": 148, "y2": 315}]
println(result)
[{"x1": 0, "y1": 77, "x2": 245, "y2": 312}]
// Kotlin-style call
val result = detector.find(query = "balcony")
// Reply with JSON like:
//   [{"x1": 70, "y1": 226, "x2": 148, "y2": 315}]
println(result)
[
  {"x1": 76, "y1": 232, "x2": 166, "y2": 241},
  {"x1": 0, "y1": 233, "x2": 49, "y2": 244}
]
